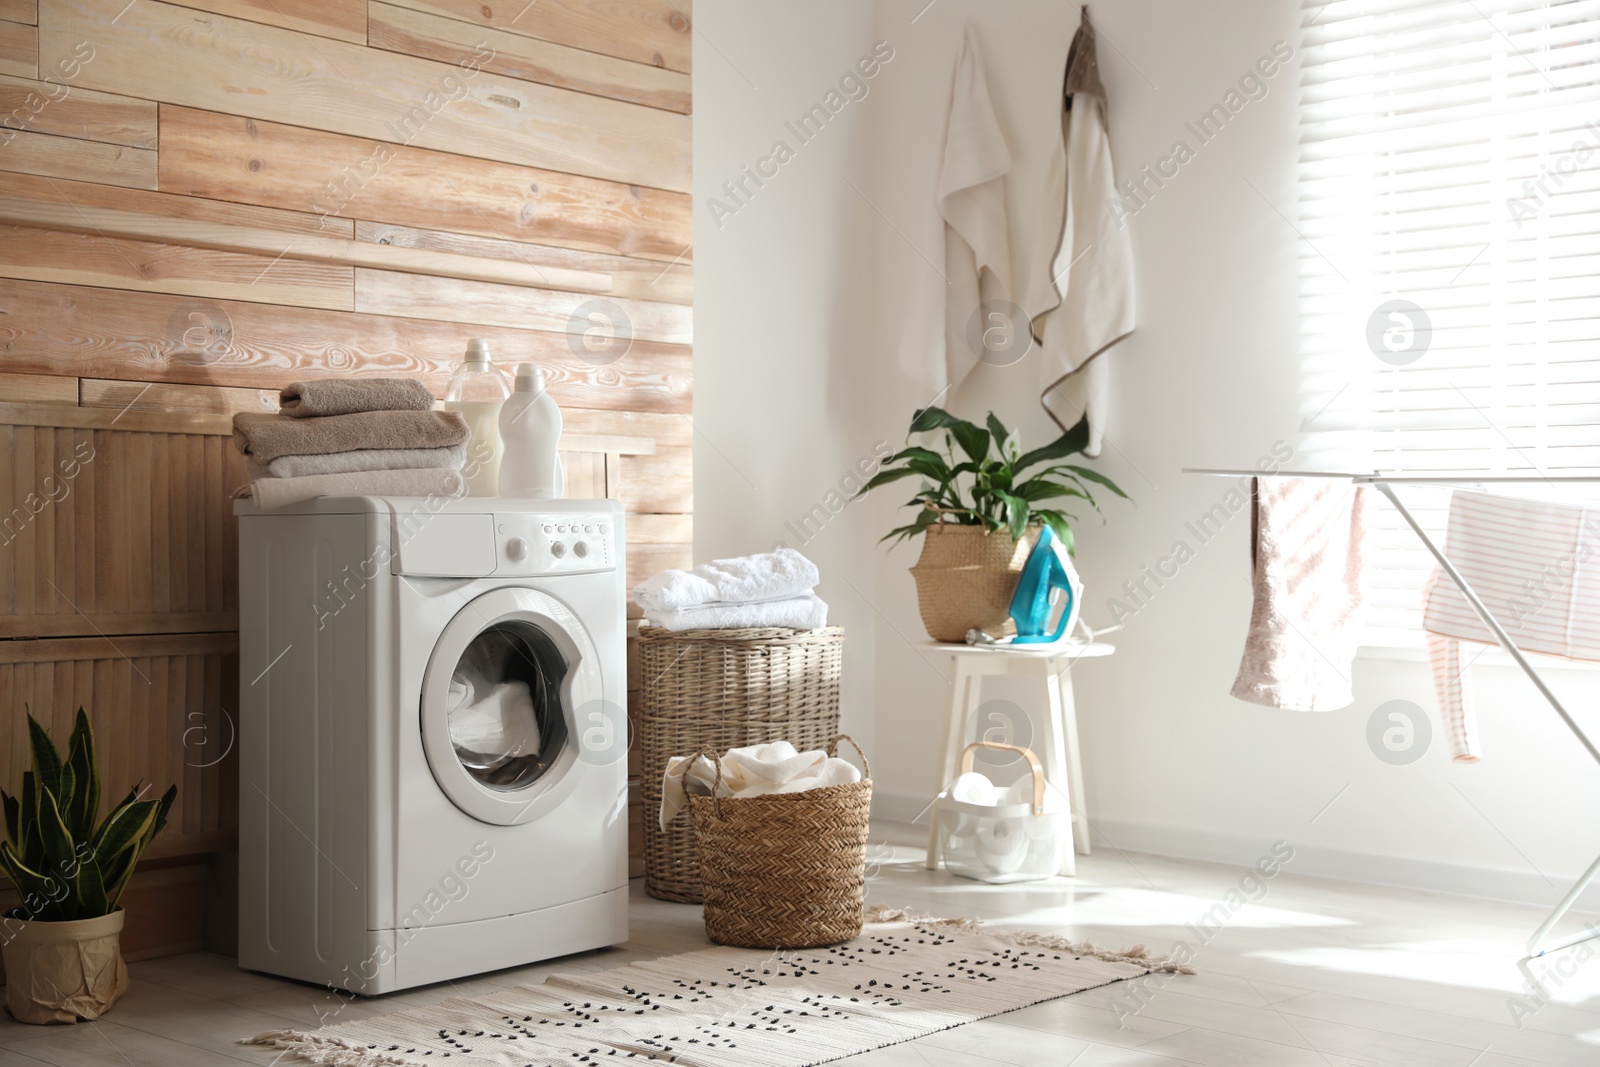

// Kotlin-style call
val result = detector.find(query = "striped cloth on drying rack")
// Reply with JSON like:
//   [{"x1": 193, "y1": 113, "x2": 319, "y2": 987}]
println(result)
[{"x1": 1423, "y1": 490, "x2": 1600, "y2": 761}]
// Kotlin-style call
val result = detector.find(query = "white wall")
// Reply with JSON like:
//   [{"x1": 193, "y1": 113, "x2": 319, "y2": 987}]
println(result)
[{"x1": 695, "y1": 0, "x2": 1600, "y2": 908}]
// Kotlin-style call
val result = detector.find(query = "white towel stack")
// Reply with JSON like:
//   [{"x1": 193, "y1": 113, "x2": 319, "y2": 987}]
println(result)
[{"x1": 633, "y1": 548, "x2": 828, "y2": 631}]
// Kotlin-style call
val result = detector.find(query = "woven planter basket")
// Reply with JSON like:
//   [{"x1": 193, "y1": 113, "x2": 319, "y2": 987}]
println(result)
[
  {"x1": 690, "y1": 735, "x2": 872, "y2": 949},
  {"x1": 909, "y1": 524, "x2": 1039, "y2": 642},
  {"x1": 638, "y1": 625, "x2": 844, "y2": 903}
]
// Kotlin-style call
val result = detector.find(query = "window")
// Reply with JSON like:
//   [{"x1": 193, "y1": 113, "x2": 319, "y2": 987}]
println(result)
[{"x1": 1296, "y1": 0, "x2": 1600, "y2": 646}]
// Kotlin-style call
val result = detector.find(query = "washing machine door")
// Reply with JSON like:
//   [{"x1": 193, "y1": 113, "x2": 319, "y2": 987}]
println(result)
[{"x1": 420, "y1": 586, "x2": 603, "y2": 825}]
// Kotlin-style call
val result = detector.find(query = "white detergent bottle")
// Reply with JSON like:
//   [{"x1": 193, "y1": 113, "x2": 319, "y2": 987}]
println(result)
[
  {"x1": 498, "y1": 363, "x2": 564, "y2": 499},
  {"x1": 444, "y1": 339, "x2": 511, "y2": 497}
]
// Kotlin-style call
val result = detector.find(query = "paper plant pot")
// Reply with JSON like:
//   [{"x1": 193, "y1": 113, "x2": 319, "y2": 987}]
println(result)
[
  {"x1": 909, "y1": 524, "x2": 1039, "y2": 642},
  {"x1": 2, "y1": 909, "x2": 129, "y2": 1024}
]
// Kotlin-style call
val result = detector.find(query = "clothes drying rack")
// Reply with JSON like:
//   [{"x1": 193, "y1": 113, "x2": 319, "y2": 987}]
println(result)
[{"x1": 1185, "y1": 468, "x2": 1600, "y2": 959}]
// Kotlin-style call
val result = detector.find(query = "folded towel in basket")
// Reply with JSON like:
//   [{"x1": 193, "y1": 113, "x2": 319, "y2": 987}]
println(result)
[
  {"x1": 279, "y1": 377, "x2": 437, "y2": 418},
  {"x1": 659, "y1": 740, "x2": 862, "y2": 831},
  {"x1": 634, "y1": 547, "x2": 820, "y2": 612},
  {"x1": 642, "y1": 593, "x2": 828, "y2": 633},
  {"x1": 248, "y1": 444, "x2": 467, "y2": 480},
  {"x1": 236, "y1": 467, "x2": 465, "y2": 509},
  {"x1": 233, "y1": 410, "x2": 469, "y2": 463}
]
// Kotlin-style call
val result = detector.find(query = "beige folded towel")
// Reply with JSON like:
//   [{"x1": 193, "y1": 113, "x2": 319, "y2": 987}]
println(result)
[
  {"x1": 233, "y1": 410, "x2": 468, "y2": 463},
  {"x1": 279, "y1": 377, "x2": 436, "y2": 418},
  {"x1": 236, "y1": 468, "x2": 465, "y2": 510},
  {"x1": 248, "y1": 444, "x2": 467, "y2": 480}
]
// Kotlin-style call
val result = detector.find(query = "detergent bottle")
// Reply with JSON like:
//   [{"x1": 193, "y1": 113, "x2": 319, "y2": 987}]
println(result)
[
  {"x1": 444, "y1": 339, "x2": 510, "y2": 496},
  {"x1": 498, "y1": 364, "x2": 564, "y2": 498}
]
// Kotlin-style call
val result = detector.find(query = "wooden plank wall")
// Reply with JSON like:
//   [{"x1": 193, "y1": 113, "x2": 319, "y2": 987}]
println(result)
[{"x1": 0, "y1": 0, "x2": 692, "y2": 952}]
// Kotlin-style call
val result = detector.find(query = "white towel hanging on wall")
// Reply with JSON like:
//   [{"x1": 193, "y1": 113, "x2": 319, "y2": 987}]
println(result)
[{"x1": 897, "y1": 22, "x2": 1014, "y2": 399}]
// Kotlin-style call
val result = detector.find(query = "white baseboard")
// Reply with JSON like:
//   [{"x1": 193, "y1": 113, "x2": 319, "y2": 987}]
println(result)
[{"x1": 872, "y1": 791, "x2": 1600, "y2": 913}]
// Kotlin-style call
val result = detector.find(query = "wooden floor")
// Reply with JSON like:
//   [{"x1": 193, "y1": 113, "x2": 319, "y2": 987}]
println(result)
[{"x1": 1, "y1": 824, "x2": 1596, "y2": 1066}]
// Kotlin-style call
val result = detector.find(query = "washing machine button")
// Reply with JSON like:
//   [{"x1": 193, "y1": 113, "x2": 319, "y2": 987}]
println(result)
[
  {"x1": 505, "y1": 537, "x2": 528, "y2": 562},
  {"x1": 573, "y1": 541, "x2": 589, "y2": 558},
  {"x1": 551, "y1": 541, "x2": 567, "y2": 558}
]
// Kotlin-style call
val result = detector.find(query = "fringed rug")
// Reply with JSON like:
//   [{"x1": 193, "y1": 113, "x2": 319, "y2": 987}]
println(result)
[{"x1": 245, "y1": 908, "x2": 1191, "y2": 1066}]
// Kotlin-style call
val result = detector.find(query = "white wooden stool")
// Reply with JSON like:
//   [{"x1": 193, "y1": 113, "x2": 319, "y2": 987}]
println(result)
[{"x1": 924, "y1": 642, "x2": 1114, "y2": 877}]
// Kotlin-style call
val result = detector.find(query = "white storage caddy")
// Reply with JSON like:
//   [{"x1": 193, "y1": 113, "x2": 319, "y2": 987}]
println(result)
[{"x1": 931, "y1": 742, "x2": 1068, "y2": 883}]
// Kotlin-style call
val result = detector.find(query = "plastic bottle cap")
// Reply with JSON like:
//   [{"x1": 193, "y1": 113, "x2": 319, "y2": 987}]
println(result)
[
  {"x1": 464, "y1": 338, "x2": 491, "y2": 363},
  {"x1": 512, "y1": 363, "x2": 547, "y2": 392}
]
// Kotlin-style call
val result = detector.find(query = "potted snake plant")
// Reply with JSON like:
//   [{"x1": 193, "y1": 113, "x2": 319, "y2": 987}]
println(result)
[
  {"x1": 0, "y1": 709, "x2": 176, "y2": 1024},
  {"x1": 856, "y1": 407, "x2": 1126, "y2": 642}
]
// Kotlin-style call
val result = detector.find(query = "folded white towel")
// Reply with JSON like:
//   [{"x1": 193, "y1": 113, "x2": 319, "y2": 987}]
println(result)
[
  {"x1": 642, "y1": 593, "x2": 829, "y2": 633},
  {"x1": 248, "y1": 444, "x2": 467, "y2": 480},
  {"x1": 235, "y1": 467, "x2": 465, "y2": 509},
  {"x1": 634, "y1": 547, "x2": 820, "y2": 613},
  {"x1": 659, "y1": 740, "x2": 862, "y2": 830}
]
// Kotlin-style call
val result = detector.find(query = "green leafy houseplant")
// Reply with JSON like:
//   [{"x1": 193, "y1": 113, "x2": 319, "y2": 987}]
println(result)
[
  {"x1": 1, "y1": 710, "x2": 176, "y2": 922},
  {"x1": 0, "y1": 709, "x2": 177, "y2": 1024},
  {"x1": 858, "y1": 407, "x2": 1127, "y2": 552},
  {"x1": 855, "y1": 407, "x2": 1127, "y2": 642}
]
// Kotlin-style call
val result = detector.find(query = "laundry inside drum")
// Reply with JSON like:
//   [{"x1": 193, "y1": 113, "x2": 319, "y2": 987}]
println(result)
[{"x1": 446, "y1": 623, "x2": 570, "y2": 790}]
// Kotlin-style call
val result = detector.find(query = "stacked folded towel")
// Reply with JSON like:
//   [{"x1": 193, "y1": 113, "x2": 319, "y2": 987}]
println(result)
[
  {"x1": 658, "y1": 740, "x2": 862, "y2": 830},
  {"x1": 633, "y1": 547, "x2": 828, "y2": 631},
  {"x1": 232, "y1": 378, "x2": 469, "y2": 509}
]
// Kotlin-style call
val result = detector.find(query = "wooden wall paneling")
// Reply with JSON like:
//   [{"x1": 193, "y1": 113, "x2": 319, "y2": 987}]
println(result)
[
  {"x1": 0, "y1": 172, "x2": 609, "y2": 291},
  {"x1": 563, "y1": 406, "x2": 692, "y2": 448},
  {"x1": 0, "y1": 634, "x2": 240, "y2": 861},
  {"x1": 0, "y1": 0, "x2": 36, "y2": 25},
  {"x1": 354, "y1": 222, "x2": 693, "y2": 305},
  {"x1": 159, "y1": 108, "x2": 692, "y2": 262},
  {"x1": 0, "y1": 369, "x2": 75, "y2": 401},
  {"x1": 617, "y1": 445, "x2": 691, "y2": 514},
  {"x1": 624, "y1": 512, "x2": 691, "y2": 544},
  {"x1": 561, "y1": 451, "x2": 606, "y2": 500},
  {"x1": 0, "y1": 224, "x2": 358, "y2": 310},
  {"x1": 0, "y1": 127, "x2": 155, "y2": 187},
  {"x1": 367, "y1": 3, "x2": 691, "y2": 113},
  {"x1": 0, "y1": 404, "x2": 243, "y2": 638},
  {"x1": 0, "y1": 18, "x2": 35, "y2": 78},
  {"x1": 377, "y1": 0, "x2": 691, "y2": 73},
  {"x1": 0, "y1": 74, "x2": 155, "y2": 146},
  {"x1": 160, "y1": 0, "x2": 366, "y2": 44},
  {"x1": 353, "y1": 267, "x2": 693, "y2": 345},
  {"x1": 0, "y1": 170, "x2": 354, "y2": 239},
  {"x1": 44, "y1": 0, "x2": 692, "y2": 192},
  {"x1": 0, "y1": 279, "x2": 694, "y2": 412},
  {"x1": 80, "y1": 378, "x2": 279, "y2": 416}
]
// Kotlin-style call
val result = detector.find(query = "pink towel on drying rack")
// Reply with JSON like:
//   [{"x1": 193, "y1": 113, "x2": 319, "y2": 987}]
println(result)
[
  {"x1": 1423, "y1": 491, "x2": 1600, "y2": 762},
  {"x1": 1231, "y1": 477, "x2": 1370, "y2": 712}
]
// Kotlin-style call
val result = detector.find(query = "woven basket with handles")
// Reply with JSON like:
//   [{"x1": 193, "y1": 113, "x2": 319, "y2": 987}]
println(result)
[
  {"x1": 689, "y1": 734, "x2": 872, "y2": 949},
  {"x1": 910, "y1": 524, "x2": 1038, "y2": 641},
  {"x1": 638, "y1": 625, "x2": 844, "y2": 903}
]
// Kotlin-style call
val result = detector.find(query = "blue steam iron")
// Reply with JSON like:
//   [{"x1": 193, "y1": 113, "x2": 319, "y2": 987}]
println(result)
[{"x1": 1006, "y1": 525, "x2": 1083, "y2": 644}]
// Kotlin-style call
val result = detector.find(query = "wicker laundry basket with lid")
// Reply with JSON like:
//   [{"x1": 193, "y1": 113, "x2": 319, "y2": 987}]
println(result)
[{"x1": 638, "y1": 624, "x2": 845, "y2": 903}]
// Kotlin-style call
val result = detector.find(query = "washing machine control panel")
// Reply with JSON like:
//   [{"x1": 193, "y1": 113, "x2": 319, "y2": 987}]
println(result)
[{"x1": 492, "y1": 513, "x2": 616, "y2": 575}]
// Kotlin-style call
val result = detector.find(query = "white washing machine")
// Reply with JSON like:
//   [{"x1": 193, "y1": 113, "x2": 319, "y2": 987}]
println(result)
[{"x1": 235, "y1": 496, "x2": 628, "y2": 994}]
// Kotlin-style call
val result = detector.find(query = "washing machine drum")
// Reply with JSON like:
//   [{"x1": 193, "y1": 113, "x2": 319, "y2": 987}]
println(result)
[{"x1": 420, "y1": 587, "x2": 606, "y2": 825}]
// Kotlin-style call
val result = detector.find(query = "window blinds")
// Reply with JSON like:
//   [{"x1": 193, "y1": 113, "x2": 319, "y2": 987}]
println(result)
[{"x1": 1296, "y1": 0, "x2": 1600, "y2": 646}]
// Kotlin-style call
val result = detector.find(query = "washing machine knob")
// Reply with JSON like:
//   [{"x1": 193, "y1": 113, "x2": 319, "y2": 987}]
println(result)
[
  {"x1": 551, "y1": 541, "x2": 567, "y2": 558},
  {"x1": 505, "y1": 537, "x2": 529, "y2": 562},
  {"x1": 573, "y1": 541, "x2": 589, "y2": 558}
]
